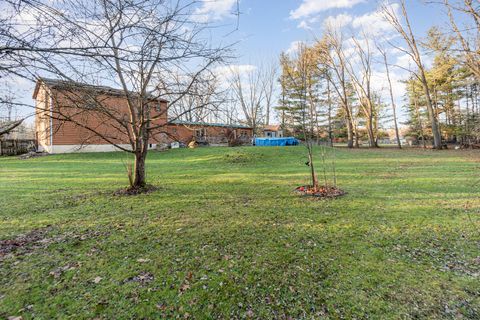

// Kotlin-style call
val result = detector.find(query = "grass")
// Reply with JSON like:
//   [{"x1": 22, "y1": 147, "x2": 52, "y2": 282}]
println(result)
[{"x1": 0, "y1": 146, "x2": 479, "y2": 319}]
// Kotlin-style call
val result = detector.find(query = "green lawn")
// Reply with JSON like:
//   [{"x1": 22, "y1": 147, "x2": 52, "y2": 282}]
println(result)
[{"x1": 0, "y1": 147, "x2": 479, "y2": 319}]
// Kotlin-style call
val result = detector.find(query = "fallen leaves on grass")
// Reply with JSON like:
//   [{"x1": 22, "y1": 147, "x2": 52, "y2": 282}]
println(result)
[
  {"x1": 123, "y1": 272, "x2": 154, "y2": 285},
  {"x1": 393, "y1": 243, "x2": 480, "y2": 277},
  {"x1": 49, "y1": 263, "x2": 79, "y2": 279},
  {"x1": 179, "y1": 283, "x2": 191, "y2": 293},
  {"x1": 179, "y1": 271, "x2": 193, "y2": 294},
  {"x1": 294, "y1": 185, "x2": 346, "y2": 198}
]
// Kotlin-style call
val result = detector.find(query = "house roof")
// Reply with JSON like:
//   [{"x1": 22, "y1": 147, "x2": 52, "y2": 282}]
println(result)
[
  {"x1": 263, "y1": 124, "x2": 282, "y2": 131},
  {"x1": 170, "y1": 120, "x2": 252, "y2": 129},
  {"x1": 33, "y1": 78, "x2": 168, "y2": 103}
]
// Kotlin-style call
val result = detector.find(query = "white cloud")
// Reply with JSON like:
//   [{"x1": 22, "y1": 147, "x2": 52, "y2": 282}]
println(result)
[
  {"x1": 214, "y1": 64, "x2": 257, "y2": 82},
  {"x1": 297, "y1": 16, "x2": 321, "y2": 30},
  {"x1": 290, "y1": 0, "x2": 364, "y2": 20},
  {"x1": 317, "y1": 3, "x2": 399, "y2": 38},
  {"x1": 351, "y1": 3, "x2": 398, "y2": 37},
  {"x1": 323, "y1": 13, "x2": 353, "y2": 29},
  {"x1": 395, "y1": 53, "x2": 414, "y2": 71},
  {"x1": 297, "y1": 20, "x2": 312, "y2": 30},
  {"x1": 193, "y1": 0, "x2": 237, "y2": 22},
  {"x1": 285, "y1": 41, "x2": 305, "y2": 55}
]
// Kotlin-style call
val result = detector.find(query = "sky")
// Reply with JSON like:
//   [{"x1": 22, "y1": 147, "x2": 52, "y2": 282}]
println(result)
[
  {"x1": 198, "y1": 0, "x2": 461, "y2": 126},
  {"x1": 212, "y1": 0, "x2": 450, "y2": 65},
  {"x1": 4, "y1": 0, "x2": 468, "y2": 127}
]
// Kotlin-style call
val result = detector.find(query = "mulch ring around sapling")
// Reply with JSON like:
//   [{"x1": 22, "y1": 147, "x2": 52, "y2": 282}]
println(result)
[
  {"x1": 113, "y1": 184, "x2": 158, "y2": 196},
  {"x1": 294, "y1": 185, "x2": 346, "y2": 199}
]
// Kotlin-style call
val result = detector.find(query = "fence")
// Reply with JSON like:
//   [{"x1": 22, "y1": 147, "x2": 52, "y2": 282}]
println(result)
[{"x1": 0, "y1": 139, "x2": 36, "y2": 156}]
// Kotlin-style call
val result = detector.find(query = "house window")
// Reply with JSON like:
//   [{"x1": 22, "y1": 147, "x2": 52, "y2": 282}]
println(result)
[{"x1": 155, "y1": 103, "x2": 161, "y2": 112}]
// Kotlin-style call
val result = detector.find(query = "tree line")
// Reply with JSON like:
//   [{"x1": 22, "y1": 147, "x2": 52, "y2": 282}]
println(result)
[{"x1": 271, "y1": 0, "x2": 480, "y2": 150}]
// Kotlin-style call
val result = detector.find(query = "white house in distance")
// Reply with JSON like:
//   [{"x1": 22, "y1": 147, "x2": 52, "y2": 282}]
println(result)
[{"x1": 262, "y1": 125, "x2": 283, "y2": 138}]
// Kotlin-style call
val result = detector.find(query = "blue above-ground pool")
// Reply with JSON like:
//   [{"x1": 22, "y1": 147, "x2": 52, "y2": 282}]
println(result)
[{"x1": 254, "y1": 137, "x2": 299, "y2": 146}]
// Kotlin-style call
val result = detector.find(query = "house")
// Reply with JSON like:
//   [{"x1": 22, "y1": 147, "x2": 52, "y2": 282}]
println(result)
[
  {"x1": 34, "y1": 78, "x2": 252, "y2": 153},
  {"x1": 34, "y1": 78, "x2": 168, "y2": 153},
  {"x1": 262, "y1": 124, "x2": 283, "y2": 138},
  {"x1": 165, "y1": 120, "x2": 252, "y2": 146}
]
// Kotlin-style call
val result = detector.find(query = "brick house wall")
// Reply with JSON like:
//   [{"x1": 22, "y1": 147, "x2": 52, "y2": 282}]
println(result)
[
  {"x1": 34, "y1": 79, "x2": 253, "y2": 153},
  {"x1": 34, "y1": 79, "x2": 167, "y2": 153},
  {"x1": 164, "y1": 122, "x2": 252, "y2": 145}
]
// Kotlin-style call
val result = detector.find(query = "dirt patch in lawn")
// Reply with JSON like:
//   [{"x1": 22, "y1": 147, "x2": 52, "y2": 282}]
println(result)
[
  {"x1": 123, "y1": 271, "x2": 155, "y2": 285},
  {"x1": 0, "y1": 227, "x2": 109, "y2": 260},
  {"x1": 0, "y1": 226, "x2": 54, "y2": 258}
]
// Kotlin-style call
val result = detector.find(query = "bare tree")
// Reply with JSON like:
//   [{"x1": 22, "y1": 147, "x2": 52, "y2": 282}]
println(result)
[
  {"x1": 262, "y1": 62, "x2": 278, "y2": 126},
  {"x1": 344, "y1": 35, "x2": 379, "y2": 148},
  {"x1": 382, "y1": 0, "x2": 443, "y2": 149},
  {"x1": 1, "y1": 0, "x2": 233, "y2": 190},
  {"x1": 280, "y1": 44, "x2": 339, "y2": 194},
  {"x1": 0, "y1": 87, "x2": 17, "y2": 121},
  {"x1": 316, "y1": 31, "x2": 356, "y2": 148},
  {"x1": 229, "y1": 65, "x2": 265, "y2": 134},
  {"x1": 0, "y1": 119, "x2": 24, "y2": 137},
  {"x1": 290, "y1": 44, "x2": 320, "y2": 190},
  {"x1": 377, "y1": 44, "x2": 402, "y2": 148},
  {"x1": 325, "y1": 79, "x2": 334, "y2": 147},
  {"x1": 170, "y1": 74, "x2": 226, "y2": 123},
  {"x1": 443, "y1": 0, "x2": 480, "y2": 81}
]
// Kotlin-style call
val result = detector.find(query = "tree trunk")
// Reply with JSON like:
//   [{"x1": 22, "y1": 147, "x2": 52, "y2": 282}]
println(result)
[
  {"x1": 367, "y1": 120, "x2": 377, "y2": 147},
  {"x1": 392, "y1": 104, "x2": 402, "y2": 149},
  {"x1": 384, "y1": 54, "x2": 402, "y2": 148},
  {"x1": 133, "y1": 150, "x2": 147, "y2": 188},
  {"x1": 327, "y1": 82, "x2": 334, "y2": 147},
  {"x1": 343, "y1": 101, "x2": 355, "y2": 148},
  {"x1": 420, "y1": 73, "x2": 442, "y2": 149},
  {"x1": 354, "y1": 125, "x2": 360, "y2": 148},
  {"x1": 365, "y1": 109, "x2": 378, "y2": 148},
  {"x1": 308, "y1": 145, "x2": 319, "y2": 191},
  {"x1": 346, "y1": 116, "x2": 354, "y2": 148}
]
